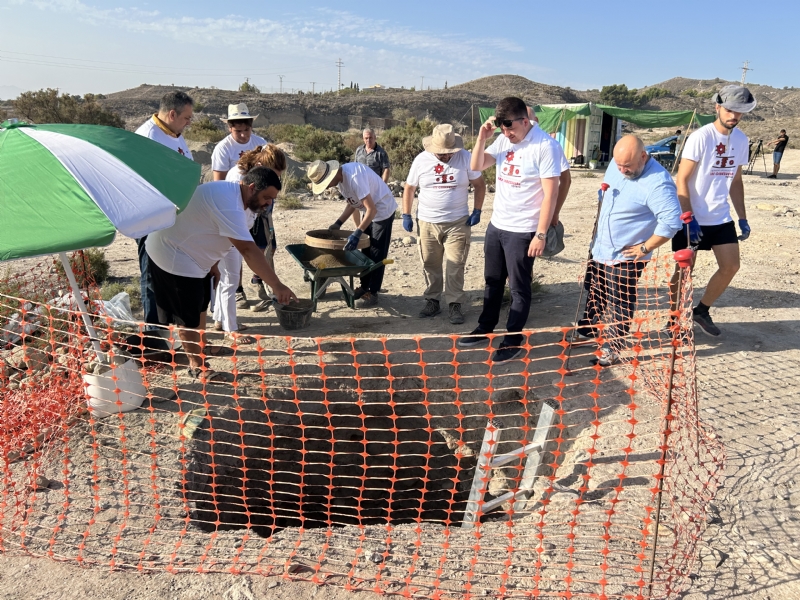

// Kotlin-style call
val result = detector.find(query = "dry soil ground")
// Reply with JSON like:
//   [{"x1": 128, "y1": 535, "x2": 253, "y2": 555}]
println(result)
[{"x1": 2, "y1": 151, "x2": 800, "y2": 599}]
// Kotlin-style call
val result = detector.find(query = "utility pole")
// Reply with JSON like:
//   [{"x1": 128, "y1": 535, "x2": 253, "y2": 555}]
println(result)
[
  {"x1": 278, "y1": 75, "x2": 284, "y2": 94},
  {"x1": 336, "y1": 58, "x2": 344, "y2": 94},
  {"x1": 420, "y1": 76, "x2": 424, "y2": 91},
  {"x1": 741, "y1": 60, "x2": 752, "y2": 85},
  {"x1": 310, "y1": 82, "x2": 316, "y2": 95}
]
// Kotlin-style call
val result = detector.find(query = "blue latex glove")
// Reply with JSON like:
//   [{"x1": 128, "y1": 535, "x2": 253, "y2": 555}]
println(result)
[
  {"x1": 402, "y1": 213, "x2": 414, "y2": 232},
  {"x1": 343, "y1": 229, "x2": 363, "y2": 251},
  {"x1": 465, "y1": 209, "x2": 482, "y2": 227},
  {"x1": 329, "y1": 219, "x2": 343, "y2": 231},
  {"x1": 737, "y1": 219, "x2": 751, "y2": 241},
  {"x1": 688, "y1": 217, "x2": 703, "y2": 246}
]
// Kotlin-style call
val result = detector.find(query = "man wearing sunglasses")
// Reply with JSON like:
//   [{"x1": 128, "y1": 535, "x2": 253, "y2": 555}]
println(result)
[
  {"x1": 459, "y1": 97, "x2": 561, "y2": 362},
  {"x1": 211, "y1": 103, "x2": 268, "y2": 309}
]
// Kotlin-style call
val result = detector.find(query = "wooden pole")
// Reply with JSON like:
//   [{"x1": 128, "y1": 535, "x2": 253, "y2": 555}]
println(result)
[{"x1": 471, "y1": 104, "x2": 474, "y2": 140}]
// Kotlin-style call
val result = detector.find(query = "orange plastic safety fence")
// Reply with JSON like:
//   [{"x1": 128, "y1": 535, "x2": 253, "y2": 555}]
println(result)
[{"x1": 0, "y1": 253, "x2": 724, "y2": 599}]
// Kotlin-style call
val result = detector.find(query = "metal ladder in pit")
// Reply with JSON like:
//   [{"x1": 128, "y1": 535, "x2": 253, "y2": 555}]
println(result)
[{"x1": 461, "y1": 401, "x2": 556, "y2": 528}]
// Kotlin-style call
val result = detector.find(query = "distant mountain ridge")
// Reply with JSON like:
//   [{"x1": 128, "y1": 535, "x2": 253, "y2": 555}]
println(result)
[{"x1": 87, "y1": 75, "x2": 800, "y2": 142}]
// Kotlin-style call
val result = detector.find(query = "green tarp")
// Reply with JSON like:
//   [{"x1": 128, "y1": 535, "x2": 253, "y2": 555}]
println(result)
[
  {"x1": 595, "y1": 105, "x2": 715, "y2": 128},
  {"x1": 478, "y1": 105, "x2": 588, "y2": 135},
  {"x1": 479, "y1": 103, "x2": 715, "y2": 131}
]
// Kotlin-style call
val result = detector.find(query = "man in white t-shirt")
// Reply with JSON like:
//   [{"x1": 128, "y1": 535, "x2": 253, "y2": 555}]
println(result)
[
  {"x1": 211, "y1": 103, "x2": 268, "y2": 309},
  {"x1": 402, "y1": 124, "x2": 485, "y2": 324},
  {"x1": 307, "y1": 160, "x2": 398, "y2": 308},
  {"x1": 672, "y1": 85, "x2": 756, "y2": 337},
  {"x1": 134, "y1": 91, "x2": 194, "y2": 345},
  {"x1": 458, "y1": 97, "x2": 560, "y2": 362},
  {"x1": 146, "y1": 167, "x2": 296, "y2": 383}
]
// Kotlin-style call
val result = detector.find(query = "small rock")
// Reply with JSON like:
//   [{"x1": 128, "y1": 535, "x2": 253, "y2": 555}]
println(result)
[
  {"x1": 370, "y1": 551, "x2": 383, "y2": 564},
  {"x1": 32, "y1": 475, "x2": 51, "y2": 491},
  {"x1": 756, "y1": 203, "x2": 777, "y2": 211},
  {"x1": 402, "y1": 236, "x2": 417, "y2": 246},
  {"x1": 267, "y1": 580, "x2": 279, "y2": 589}
]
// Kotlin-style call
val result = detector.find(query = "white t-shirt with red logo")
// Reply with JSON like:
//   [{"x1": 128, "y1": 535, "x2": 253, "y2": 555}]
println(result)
[
  {"x1": 135, "y1": 117, "x2": 193, "y2": 160},
  {"x1": 211, "y1": 133, "x2": 267, "y2": 173},
  {"x1": 682, "y1": 123, "x2": 748, "y2": 226},
  {"x1": 337, "y1": 162, "x2": 398, "y2": 222},
  {"x1": 146, "y1": 182, "x2": 252, "y2": 278},
  {"x1": 406, "y1": 149, "x2": 481, "y2": 223},
  {"x1": 485, "y1": 123, "x2": 561, "y2": 233}
]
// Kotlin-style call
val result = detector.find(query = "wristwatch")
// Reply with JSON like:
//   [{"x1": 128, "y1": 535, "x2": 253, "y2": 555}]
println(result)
[
  {"x1": 536, "y1": 232, "x2": 546, "y2": 241},
  {"x1": 640, "y1": 244, "x2": 649, "y2": 255}
]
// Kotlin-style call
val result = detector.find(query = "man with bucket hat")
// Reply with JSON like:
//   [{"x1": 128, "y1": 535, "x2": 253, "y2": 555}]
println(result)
[
  {"x1": 672, "y1": 84, "x2": 756, "y2": 337},
  {"x1": 307, "y1": 159, "x2": 397, "y2": 308},
  {"x1": 401, "y1": 124, "x2": 486, "y2": 324},
  {"x1": 212, "y1": 103, "x2": 267, "y2": 309}
]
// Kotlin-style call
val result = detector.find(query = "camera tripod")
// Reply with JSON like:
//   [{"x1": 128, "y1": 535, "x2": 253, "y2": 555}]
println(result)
[{"x1": 746, "y1": 139, "x2": 767, "y2": 176}]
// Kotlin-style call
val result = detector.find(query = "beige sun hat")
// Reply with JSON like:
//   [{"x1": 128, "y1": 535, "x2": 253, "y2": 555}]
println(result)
[
  {"x1": 307, "y1": 159, "x2": 341, "y2": 195},
  {"x1": 422, "y1": 124, "x2": 464, "y2": 154},
  {"x1": 222, "y1": 103, "x2": 259, "y2": 122}
]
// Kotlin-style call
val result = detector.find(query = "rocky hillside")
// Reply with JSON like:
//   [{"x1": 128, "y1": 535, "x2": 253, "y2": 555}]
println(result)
[
  {"x1": 87, "y1": 74, "x2": 799, "y2": 148},
  {"x1": 100, "y1": 75, "x2": 591, "y2": 134}
]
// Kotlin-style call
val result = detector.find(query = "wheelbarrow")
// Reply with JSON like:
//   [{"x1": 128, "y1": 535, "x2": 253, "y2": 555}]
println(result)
[{"x1": 285, "y1": 244, "x2": 394, "y2": 310}]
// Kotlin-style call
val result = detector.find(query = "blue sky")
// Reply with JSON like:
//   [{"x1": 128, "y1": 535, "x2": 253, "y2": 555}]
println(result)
[{"x1": 0, "y1": 0, "x2": 796, "y2": 99}]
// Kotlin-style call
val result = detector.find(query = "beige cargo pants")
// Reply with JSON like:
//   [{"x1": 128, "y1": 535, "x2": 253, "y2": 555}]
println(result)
[{"x1": 418, "y1": 218, "x2": 471, "y2": 306}]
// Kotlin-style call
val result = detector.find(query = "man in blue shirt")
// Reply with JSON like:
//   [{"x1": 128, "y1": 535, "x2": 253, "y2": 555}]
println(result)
[{"x1": 578, "y1": 135, "x2": 682, "y2": 366}]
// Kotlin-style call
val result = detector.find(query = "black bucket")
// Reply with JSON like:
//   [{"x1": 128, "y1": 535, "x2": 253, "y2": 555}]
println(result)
[{"x1": 273, "y1": 299, "x2": 314, "y2": 331}]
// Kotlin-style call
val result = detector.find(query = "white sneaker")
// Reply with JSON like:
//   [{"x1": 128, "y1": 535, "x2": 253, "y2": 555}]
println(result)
[{"x1": 597, "y1": 346, "x2": 620, "y2": 367}]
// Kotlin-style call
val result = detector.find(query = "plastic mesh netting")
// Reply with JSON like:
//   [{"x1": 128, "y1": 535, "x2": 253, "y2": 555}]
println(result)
[{"x1": 0, "y1": 253, "x2": 724, "y2": 599}]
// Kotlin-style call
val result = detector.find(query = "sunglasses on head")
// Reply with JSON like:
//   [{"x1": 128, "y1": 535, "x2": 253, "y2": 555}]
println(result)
[{"x1": 495, "y1": 117, "x2": 525, "y2": 128}]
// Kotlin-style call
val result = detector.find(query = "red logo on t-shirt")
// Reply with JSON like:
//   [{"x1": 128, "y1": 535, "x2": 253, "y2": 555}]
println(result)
[
  {"x1": 239, "y1": 150, "x2": 245, "y2": 157},
  {"x1": 434, "y1": 164, "x2": 444, "y2": 174},
  {"x1": 178, "y1": 148, "x2": 185, "y2": 156},
  {"x1": 506, "y1": 150, "x2": 515, "y2": 162},
  {"x1": 715, "y1": 143, "x2": 726, "y2": 155}
]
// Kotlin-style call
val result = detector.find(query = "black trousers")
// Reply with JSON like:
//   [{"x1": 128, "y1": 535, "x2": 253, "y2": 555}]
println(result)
[
  {"x1": 360, "y1": 214, "x2": 395, "y2": 294},
  {"x1": 580, "y1": 261, "x2": 646, "y2": 351},
  {"x1": 477, "y1": 223, "x2": 536, "y2": 347},
  {"x1": 136, "y1": 236, "x2": 160, "y2": 328}
]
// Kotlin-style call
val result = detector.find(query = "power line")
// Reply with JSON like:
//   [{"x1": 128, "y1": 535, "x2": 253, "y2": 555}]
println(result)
[{"x1": 278, "y1": 75, "x2": 284, "y2": 94}]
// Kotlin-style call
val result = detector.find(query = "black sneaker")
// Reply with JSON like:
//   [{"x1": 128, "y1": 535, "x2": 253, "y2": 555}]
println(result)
[
  {"x1": 352, "y1": 286, "x2": 367, "y2": 301},
  {"x1": 693, "y1": 311, "x2": 721, "y2": 337},
  {"x1": 419, "y1": 299, "x2": 441, "y2": 318},
  {"x1": 355, "y1": 292, "x2": 378, "y2": 308},
  {"x1": 448, "y1": 303, "x2": 465, "y2": 324},
  {"x1": 457, "y1": 328, "x2": 490, "y2": 348},
  {"x1": 491, "y1": 345, "x2": 525, "y2": 362}
]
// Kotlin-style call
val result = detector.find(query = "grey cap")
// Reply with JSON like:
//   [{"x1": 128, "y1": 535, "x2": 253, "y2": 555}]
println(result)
[{"x1": 714, "y1": 85, "x2": 757, "y2": 113}]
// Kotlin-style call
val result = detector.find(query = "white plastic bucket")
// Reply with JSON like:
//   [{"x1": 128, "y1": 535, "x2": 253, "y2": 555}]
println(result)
[{"x1": 83, "y1": 358, "x2": 147, "y2": 419}]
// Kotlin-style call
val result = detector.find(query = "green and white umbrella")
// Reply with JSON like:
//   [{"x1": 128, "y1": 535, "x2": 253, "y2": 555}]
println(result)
[
  {"x1": 0, "y1": 120, "x2": 200, "y2": 261},
  {"x1": 0, "y1": 119, "x2": 201, "y2": 360}
]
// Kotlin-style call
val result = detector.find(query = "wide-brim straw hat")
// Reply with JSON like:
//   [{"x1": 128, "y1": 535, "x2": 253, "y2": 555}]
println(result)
[
  {"x1": 222, "y1": 103, "x2": 259, "y2": 122},
  {"x1": 307, "y1": 159, "x2": 341, "y2": 195},
  {"x1": 422, "y1": 124, "x2": 464, "y2": 154}
]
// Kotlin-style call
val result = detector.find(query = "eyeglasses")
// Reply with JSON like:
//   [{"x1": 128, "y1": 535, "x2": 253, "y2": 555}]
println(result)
[{"x1": 495, "y1": 117, "x2": 525, "y2": 129}]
